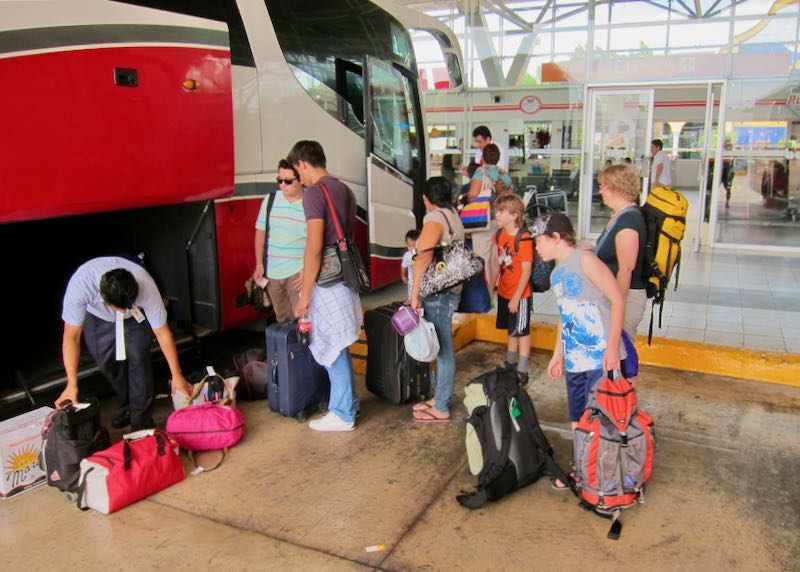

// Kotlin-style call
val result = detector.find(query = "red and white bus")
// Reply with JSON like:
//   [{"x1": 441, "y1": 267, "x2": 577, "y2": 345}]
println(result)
[{"x1": 0, "y1": 0, "x2": 462, "y2": 404}]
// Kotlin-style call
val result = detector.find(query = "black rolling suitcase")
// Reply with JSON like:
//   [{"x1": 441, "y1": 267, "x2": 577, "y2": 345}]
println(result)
[
  {"x1": 364, "y1": 303, "x2": 431, "y2": 404},
  {"x1": 265, "y1": 321, "x2": 330, "y2": 421}
]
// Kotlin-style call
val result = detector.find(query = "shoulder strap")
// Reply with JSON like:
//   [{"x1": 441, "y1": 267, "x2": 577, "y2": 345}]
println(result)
[
  {"x1": 262, "y1": 191, "x2": 278, "y2": 274},
  {"x1": 595, "y1": 204, "x2": 638, "y2": 254},
  {"x1": 495, "y1": 229, "x2": 531, "y2": 255},
  {"x1": 433, "y1": 208, "x2": 455, "y2": 242},
  {"x1": 480, "y1": 166, "x2": 493, "y2": 196},
  {"x1": 319, "y1": 182, "x2": 346, "y2": 246},
  {"x1": 514, "y1": 229, "x2": 532, "y2": 253},
  {"x1": 414, "y1": 209, "x2": 456, "y2": 256}
]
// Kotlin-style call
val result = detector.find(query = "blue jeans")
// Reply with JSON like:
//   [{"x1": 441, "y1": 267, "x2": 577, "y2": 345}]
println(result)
[
  {"x1": 326, "y1": 348, "x2": 359, "y2": 422},
  {"x1": 423, "y1": 290, "x2": 461, "y2": 414}
]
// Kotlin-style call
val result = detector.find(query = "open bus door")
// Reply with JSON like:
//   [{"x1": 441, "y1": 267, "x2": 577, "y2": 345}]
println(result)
[{"x1": 364, "y1": 57, "x2": 425, "y2": 289}]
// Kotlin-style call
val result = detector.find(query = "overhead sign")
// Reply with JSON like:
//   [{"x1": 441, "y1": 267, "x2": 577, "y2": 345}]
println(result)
[{"x1": 785, "y1": 86, "x2": 800, "y2": 115}]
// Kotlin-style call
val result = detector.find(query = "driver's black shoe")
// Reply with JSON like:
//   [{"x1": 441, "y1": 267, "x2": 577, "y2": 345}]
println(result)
[{"x1": 111, "y1": 411, "x2": 131, "y2": 429}]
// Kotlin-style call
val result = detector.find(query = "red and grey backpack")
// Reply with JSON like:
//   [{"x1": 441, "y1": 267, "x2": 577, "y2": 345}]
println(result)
[{"x1": 573, "y1": 371, "x2": 655, "y2": 539}]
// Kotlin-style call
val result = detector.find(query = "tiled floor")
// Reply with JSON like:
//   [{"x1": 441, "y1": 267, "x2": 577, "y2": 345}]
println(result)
[{"x1": 532, "y1": 249, "x2": 800, "y2": 352}]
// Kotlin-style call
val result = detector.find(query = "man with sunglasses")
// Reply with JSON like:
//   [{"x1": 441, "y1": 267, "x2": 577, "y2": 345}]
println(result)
[{"x1": 253, "y1": 159, "x2": 307, "y2": 323}]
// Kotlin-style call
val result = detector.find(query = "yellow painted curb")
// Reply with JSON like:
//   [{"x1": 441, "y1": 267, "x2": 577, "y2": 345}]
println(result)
[
  {"x1": 349, "y1": 311, "x2": 799, "y2": 388},
  {"x1": 470, "y1": 314, "x2": 800, "y2": 388}
]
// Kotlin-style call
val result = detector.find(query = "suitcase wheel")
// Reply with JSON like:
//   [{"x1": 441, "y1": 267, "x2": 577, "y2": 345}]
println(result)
[
  {"x1": 295, "y1": 410, "x2": 307, "y2": 423},
  {"x1": 318, "y1": 401, "x2": 328, "y2": 413}
]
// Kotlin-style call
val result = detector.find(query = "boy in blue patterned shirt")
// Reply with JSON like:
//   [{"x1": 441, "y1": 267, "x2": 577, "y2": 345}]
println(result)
[{"x1": 533, "y1": 213, "x2": 625, "y2": 431}]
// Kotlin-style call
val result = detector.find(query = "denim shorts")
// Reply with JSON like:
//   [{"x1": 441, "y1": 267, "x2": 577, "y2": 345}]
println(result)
[{"x1": 565, "y1": 369, "x2": 604, "y2": 421}]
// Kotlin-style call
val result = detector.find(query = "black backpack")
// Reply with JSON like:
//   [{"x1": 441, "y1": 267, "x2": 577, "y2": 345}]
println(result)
[
  {"x1": 457, "y1": 368, "x2": 570, "y2": 508},
  {"x1": 40, "y1": 398, "x2": 109, "y2": 493}
]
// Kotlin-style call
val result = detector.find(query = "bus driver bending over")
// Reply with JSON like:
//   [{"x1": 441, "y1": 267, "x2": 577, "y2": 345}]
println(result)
[{"x1": 56, "y1": 257, "x2": 192, "y2": 430}]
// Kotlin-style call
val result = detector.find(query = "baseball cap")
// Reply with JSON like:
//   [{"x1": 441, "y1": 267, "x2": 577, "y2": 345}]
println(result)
[{"x1": 529, "y1": 212, "x2": 574, "y2": 237}]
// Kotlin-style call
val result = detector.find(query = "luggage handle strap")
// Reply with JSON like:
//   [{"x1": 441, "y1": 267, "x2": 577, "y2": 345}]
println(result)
[
  {"x1": 123, "y1": 431, "x2": 168, "y2": 470},
  {"x1": 579, "y1": 501, "x2": 624, "y2": 540},
  {"x1": 190, "y1": 374, "x2": 235, "y2": 406},
  {"x1": 188, "y1": 449, "x2": 227, "y2": 474},
  {"x1": 75, "y1": 467, "x2": 94, "y2": 511}
]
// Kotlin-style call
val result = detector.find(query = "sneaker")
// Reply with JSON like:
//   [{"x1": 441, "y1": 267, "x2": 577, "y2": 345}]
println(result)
[
  {"x1": 308, "y1": 412, "x2": 354, "y2": 432},
  {"x1": 111, "y1": 411, "x2": 131, "y2": 429},
  {"x1": 516, "y1": 371, "x2": 529, "y2": 387},
  {"x1": 498, "y1": 360, "x2": 517, "y2": 371}
]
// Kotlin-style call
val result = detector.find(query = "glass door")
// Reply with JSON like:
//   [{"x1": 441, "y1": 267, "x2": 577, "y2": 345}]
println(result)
[
  {"x1": 365, "y1": 57, "x2": 422, "y2": 288},
  {"x1": 581, "y1": 89, "x2": 654, "y2": 238}
]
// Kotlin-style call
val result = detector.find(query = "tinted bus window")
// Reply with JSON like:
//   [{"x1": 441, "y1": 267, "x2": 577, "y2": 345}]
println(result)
[
  {"x1": 370, "y1": 60, "x2": 418, "y2": 177},
  {"x1": 264, "y1": 0, "x2": 417, "y2": 138}
]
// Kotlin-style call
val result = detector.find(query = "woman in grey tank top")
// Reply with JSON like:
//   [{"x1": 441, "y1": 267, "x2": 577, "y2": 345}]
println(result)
[{"x1": 410, "y1": 177, "x2": 465, "y2": 423}]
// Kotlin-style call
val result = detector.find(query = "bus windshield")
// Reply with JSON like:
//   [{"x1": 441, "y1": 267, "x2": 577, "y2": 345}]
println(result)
[{"x1": 264, "y1": 0, "x2": 421, "y2": 155}]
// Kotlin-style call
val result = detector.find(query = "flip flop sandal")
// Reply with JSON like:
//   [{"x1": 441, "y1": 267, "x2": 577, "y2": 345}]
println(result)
[
  {"x1": 550, "y1": 478, "x2": 570, "y2": 491},
  {"x1": 412, "y1": 409, "x2": 450, "y2": 423},
  {"x1": 412, "y1": 401, "x2": 434, "y2": 412}
]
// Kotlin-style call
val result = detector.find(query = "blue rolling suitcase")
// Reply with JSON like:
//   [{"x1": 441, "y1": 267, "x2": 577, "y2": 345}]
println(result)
[{"x1": 265, "y1": 321, "x2": 330, "y2": 421}]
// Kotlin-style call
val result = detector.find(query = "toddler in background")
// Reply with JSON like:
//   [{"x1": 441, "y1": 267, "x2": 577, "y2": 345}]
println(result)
[{"x1": 401, "y1": 229, "x2": 420, "y2": 300}]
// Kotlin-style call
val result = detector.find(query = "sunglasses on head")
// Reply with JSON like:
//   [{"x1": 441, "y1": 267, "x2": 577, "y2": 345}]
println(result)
[{"x1": 277, "y1": 177, "x2": 297, "y2": 185}]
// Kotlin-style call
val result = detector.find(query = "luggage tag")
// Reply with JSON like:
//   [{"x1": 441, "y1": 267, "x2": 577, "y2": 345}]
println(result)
[
  {"x1": 130, "y1": 304, "x2": 145, "y2": 323},
  {"x1": 508, "y1": 397, "x2": 521, "y2": 432}
]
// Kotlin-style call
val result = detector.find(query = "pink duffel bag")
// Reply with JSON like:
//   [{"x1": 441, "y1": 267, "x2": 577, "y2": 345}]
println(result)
[{"x1": 166, "y1": 402, "x2": 245, "y2": 452}]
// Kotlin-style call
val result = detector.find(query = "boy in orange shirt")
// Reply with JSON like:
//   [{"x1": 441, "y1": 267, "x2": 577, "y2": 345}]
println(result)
[{"x1": 490, "y1": 194, "x2": 533, "y2": 386}]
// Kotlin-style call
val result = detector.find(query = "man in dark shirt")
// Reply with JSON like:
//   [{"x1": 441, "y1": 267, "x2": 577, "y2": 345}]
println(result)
[{"x1": 290, "y1": 141, "x2": 362, "y2": 432}]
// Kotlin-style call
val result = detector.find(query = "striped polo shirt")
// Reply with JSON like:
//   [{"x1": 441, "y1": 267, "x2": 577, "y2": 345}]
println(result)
[{"x1": 255, "y1": 192, "x2": 307, "y2": 280}]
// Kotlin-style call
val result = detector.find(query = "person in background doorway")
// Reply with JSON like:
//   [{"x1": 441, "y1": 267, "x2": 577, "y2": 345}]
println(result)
[
  {"x1": 291, "y1": 140, "x2": 362, "y2": 432},
  {"x1": 253, "y1": 159, "x2": 307, "y2": 323},
  {"x1": 401, "y1": 229, "x2": 420, "y2": 301},
  {"x1": 650, "y1": 139, "x2": 672, "y2": 188},
  {"x1": 722, "y1": 139, "x2": 734, "y2": 209},
  {"x1": 56, "y1": 258, "x2": 192, "y2": 430},
  {"x1": 461, "y1": 125, "x2": 509, "y2": 172},
  {"x1": 441, "y1": 154, "x2": 457, "y2": 188}
]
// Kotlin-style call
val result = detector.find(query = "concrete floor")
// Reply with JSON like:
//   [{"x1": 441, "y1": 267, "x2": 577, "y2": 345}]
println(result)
[{"x1": 2, "y1": 341, "x2": 798, "y2": 571}]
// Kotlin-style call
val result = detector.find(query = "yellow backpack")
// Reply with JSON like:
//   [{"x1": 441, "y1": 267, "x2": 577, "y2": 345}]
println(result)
[{"x1": 641, "y1": 186, "x2": 689, "y2": 342}]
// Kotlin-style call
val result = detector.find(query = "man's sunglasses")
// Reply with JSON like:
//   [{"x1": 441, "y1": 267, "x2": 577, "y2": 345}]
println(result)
[{"x1": 277, "y1": 177, "x2": 297, "y2": 185}]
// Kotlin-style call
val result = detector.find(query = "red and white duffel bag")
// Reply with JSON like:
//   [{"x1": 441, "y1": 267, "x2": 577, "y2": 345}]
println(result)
[{"x1": 76, "y1": 429, "x2": 184, "y2": 514}]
